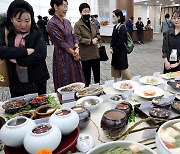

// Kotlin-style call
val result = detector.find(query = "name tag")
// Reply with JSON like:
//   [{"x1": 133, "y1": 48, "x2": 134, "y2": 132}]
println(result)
[{"x1": 170, "y1": 49, "x2": 177, "y2": 61}]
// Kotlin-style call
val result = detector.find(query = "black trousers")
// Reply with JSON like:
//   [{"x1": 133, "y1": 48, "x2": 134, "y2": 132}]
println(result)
[
  {"x1": 81, "y1": 59, "x2": 100, "y2": 86},
  {"x1": 137, "y1": 30, "x2": 144, "y2": 43},
  {"x1": 10, "y1": 81, "x2": 47, "y2": 98}
]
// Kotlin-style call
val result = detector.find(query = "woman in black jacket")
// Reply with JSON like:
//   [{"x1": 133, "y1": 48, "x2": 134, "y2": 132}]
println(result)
[
  {"x1": 110, "y1": 9, "x2": 131, "y2": 82},
  {"x1": 0, "y1": 0, "x2": 49, "y2": 97}
]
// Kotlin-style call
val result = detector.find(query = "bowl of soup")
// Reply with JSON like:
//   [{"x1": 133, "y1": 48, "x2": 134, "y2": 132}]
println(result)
[{"x1": 156, "y1": 119, "x2": 180, "y2": 154}]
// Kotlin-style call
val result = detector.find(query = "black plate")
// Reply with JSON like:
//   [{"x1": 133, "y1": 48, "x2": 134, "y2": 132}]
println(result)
[
  {"x1": 171, "y1": 101, "x2": 180, "y2": 113},
  {"x1": 149, "y1": 107, "x2": 171, "y2": 118},
  {"x1": 167, "y1": 80, "x2": 180, "y2": 89},
  {"x1": 29, "y1": 95, "x2": 48, "y2": 107}
]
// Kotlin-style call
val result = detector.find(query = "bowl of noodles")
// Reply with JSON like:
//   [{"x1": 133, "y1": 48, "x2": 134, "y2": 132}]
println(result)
[{"x1": 86, "y1": 141, "x2": 156, "y2": 154}]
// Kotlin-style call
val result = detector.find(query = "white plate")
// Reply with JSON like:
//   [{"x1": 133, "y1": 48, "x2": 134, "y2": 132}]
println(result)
[
  {"x1": 113, "y1": 80, "x2": 139, "y2": 91},
  {"x1": 160, "y1": 71, "x2": 180, "y2": 80},
  {"x1": 57, "y1": 82, "x2": 85, "y2": 94},
  {"x1": 139, "y1": 76, "x2": 163, "y2": 86},
  {"x1": 76, "y1": 96, "x2": 103, "y2": 110},
  {"x1": 134, "y1": 85, "x2": 165, "y2": 99},
  {"x1": 76, "y1": 86, "x2": 103, "y2": 98}
]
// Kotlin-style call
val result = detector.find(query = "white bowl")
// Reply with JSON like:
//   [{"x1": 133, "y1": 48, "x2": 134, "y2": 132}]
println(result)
[
  {"x1": 0, "y1": 116, "x2": 36, "y2": 147},
  {"x1": 156, "y1": 119, "x2": 180, "y2": 154},
  {"x1": 87, "y1": 141, "x2": 156, "y2": 154},
  {"x1": 49, "y1": 109, "x2": 79, "y2": 135},
  {"x1": 76, "y1": 96, "x2": 103, "y2": 110},
  {"x1": 24, "y1": 123, "x2": 61, "y2": 154}
]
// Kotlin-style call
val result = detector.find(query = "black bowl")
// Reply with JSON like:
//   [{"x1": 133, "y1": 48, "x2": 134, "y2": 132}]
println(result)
[
  {"x1": 71, "y1": 106, "x2": 91, "y2": 129},
  {"x1": 115, "y1": 101, "x2": 132, "y2": 116},
  {"x1": 171, "y1": 101, "x2": 180, "y2": 113},
  {"x1": 2, "y1": 99, "x2": 29, "y2": 114},
  {"x1": 167, "y1": 80, "x2": 180, "y2": 89},
  {"x1": 29, "y1": 95, "x2": 48, "y2": 107},
  {"x1": 0, "y1": 116, "x2": 5, "y2": 128}
]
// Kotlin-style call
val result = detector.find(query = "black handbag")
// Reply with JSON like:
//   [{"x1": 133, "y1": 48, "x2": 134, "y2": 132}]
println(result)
[{"x1": 98, "y1": 45, "x2": 109, "y2": 61}]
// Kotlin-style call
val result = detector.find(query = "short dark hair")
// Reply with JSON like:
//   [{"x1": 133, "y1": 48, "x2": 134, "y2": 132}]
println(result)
[
  {"x1": 2, "y1": 0, "x2": 37, "y2": 31},
  {"x1": 79, "y1": 3, "x2": 90, "y2": 13},
  {"x1": 94, "y1": 14, "x2": 98, "y2": 18},
  {"x1": 49, "y1": 0, "x2": 68, "y2": 15},
  {"x1": 130, "y1": 17, "x2": 134, "y2": 20},
  {"x1": 113, "y1": 9, "x2": 125, "y2": 24},
  {"x1": 165, "y1": 13, "x2": 170, "y2": 18},
  {"x1": 138, "y1": 17, "x2": 141, "y2": 20},
  {"x1": 172, "y1": 7, "x2": 180, "y2": 18},
  {"x1": 38, "y1": 15, "x2": 42, "y2": 19}
]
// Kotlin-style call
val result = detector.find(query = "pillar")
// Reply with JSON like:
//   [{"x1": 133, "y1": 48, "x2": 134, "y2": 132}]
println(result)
[{"x1": 116, "y1": 0, "x2": 134, "y2": 19}]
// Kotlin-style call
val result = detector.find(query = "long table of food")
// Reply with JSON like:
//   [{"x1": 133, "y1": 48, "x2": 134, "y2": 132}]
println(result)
[{"x1": 0, "y1": 71, "x2": 180, "y2": 154}]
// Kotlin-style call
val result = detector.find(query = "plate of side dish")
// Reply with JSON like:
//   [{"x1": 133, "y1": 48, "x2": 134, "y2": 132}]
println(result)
[
  {"x1": 139, "y1": 76, "x2": 163, "y2": 86},
  {"x1": 57, "y1": 82, "x2": 85, "y2": 94},
  {"x1": 160, "y1": 71, "x2": 180, "y2": 80},
  {"x1": 113, "y1": 80, "x2": 139, "y2": 91},
  {"x1": 134, "y1": 85, "x2": 165, "y2": 99}
]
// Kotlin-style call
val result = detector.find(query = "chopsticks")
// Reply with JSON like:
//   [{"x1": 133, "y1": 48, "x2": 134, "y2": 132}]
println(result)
[{"x1": 138, "y1": 137, "x2": 157, "y2": 150}]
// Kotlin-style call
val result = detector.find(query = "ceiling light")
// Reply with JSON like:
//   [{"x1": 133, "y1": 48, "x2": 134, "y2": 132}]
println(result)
[
  {"x1": 172, "y1": 2, "x2": 175, "y2": 4},
  {"x1": 145, "y1": 2, "x2": 147, "y2": 4},
  {"x1": 156, "y1": 1, "x2": 159, "y2": 3},
  {"x1": 170, "y1": 0, "x2": 173, "y2": 1},
  {"x1": 160, "y1": 4, "x2": 162, "y2": 5}
]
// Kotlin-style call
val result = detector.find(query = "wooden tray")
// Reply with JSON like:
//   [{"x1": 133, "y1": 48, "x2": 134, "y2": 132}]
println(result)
[{"x1": 134, "y1": 100, "x2": 180, "y2": 126}]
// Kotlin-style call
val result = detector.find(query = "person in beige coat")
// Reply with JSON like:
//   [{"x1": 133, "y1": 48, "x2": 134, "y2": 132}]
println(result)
[{"x1": 74, "y1": 3, "x2": 100, "y2": 86}]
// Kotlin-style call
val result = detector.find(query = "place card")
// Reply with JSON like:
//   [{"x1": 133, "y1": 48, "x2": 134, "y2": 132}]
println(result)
[
  {"x1": 34, "y1": 117, "x2": 49, "y2": 125},
  {"x1": 139, "y1": 101, "x2": 152, "y2": 110},
  {"x1": 142, "y1": 129, "x2": 156, "y2": 139},
  {"x1": 131, "y1": 75, "x2": 141, "y2": 82},
  {"x1": 175, "y1": 76, "x2": 180, "y2": 81},
  {"x1": 100, "y1": 94, "x2": 111, "y2": 102},
  {"x1": 9, "y1": 96, "x2": 25, "y2": 101},
  {"x1": 153, "y1": 72, "x2": 161, "y2": 77},
  {"x1": 24, "y1": 93, "x2": 38, "y2": 101},
  {"x1": 61, "y1": 92, "x2": 75, "y2": 101},
  {"x1": 104, "y1": 80, "x2": 114, "y2": 87},
  {"x1": 62, "y1": 101, "x2": 76, "y2": 109},
  {"x1": 89, "y1": 83, "x2": 99, "y2": 87},
  {"x1": 122, "y1": 90, "x2": 133, "y2": 98}
]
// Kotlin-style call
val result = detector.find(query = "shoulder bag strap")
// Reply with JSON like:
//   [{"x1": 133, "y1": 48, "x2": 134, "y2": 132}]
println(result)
[
  {"x1": 165, "y1": 19, "x2": 170, "y2": 28},
  {"x1": 4, "y1": 27, "x2": 9, "y2": 46}
]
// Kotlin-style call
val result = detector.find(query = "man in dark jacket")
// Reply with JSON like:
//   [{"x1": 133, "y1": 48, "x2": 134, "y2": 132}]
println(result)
[
  {"x1": 126, "y1": 16, "x2": 133, "y2": 38},
  {"x1": 136, "y1": 17, "x2": 144, "y2": 45}
]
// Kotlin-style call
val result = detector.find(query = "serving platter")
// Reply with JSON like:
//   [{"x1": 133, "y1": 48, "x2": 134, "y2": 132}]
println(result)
[
  {"x1": 139, "y1": 76, "x2": 163, "y2": 86},
  {"x1": 57, "y1": 82, "x2": 85, "y2": 94},
  {"x1": 134, "y1": 102, "x2": 180, "y2": 126},
  {"x1": 134, "y1": 85, "x2": 165, "y2": 99},
  {"x1": 113, "y1": 80, "x2": 139, "y2": 91},
  {"x1": 76, "y1": 85, "x2": 103, "y2": 98}
]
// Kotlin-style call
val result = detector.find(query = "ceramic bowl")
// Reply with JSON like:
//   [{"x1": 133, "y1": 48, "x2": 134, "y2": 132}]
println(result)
[
  {"x1": 2, "y1": 99, "x2": 29, "y2": 114},
  {"x1": 12, "y1": 111, "x2": 34, "y2": 119},
  {"x1": 49, "y1": 109, "x2": 79, "y2": 135},
  {"x1": 149, "y1": 107, "x2": 171, "y2": 119},
  {"x1": 152, "y1": 97, "x2": 171, "y2": 109},
  {"x1": 109, "y1": 94, "x2": 127, "y2": 105},
  {"x1": 0, "y1": 116, "x2": 36, "y2": 147},
  {"x1": 101, "y1": 109, "x2": 128, "y2": 137},
  {"x1": 71, "y1": 106, "x2": 91, "y2": 129},
  {"x1": 29, "y1": 95, "x2": 48, "y2": 107},
  {"x1": 0, "y1": 116, "x2": 5, "y2": 129},
  {"x1": 115, "y1": 101, "x2": 132, "y2": 117},
  {"x1": 76, "y1": 96, "x2": 103, "y2": 110},
  {"x1": 24, "y1": 123, "x2": 61, "y2": 154},
  {"x1": 35, "y1": 104, "x2": 56, "y2": 119},
  {"x1": 156, "y1": 119, "x2": 180, "y2": 154}
]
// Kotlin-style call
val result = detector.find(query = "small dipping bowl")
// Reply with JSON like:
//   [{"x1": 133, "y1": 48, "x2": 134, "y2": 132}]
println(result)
[
  {"x1": 149, "y1": 107, "x2": 171, "y2": 119},
  {"x1": 101, "y1": 109, "x2": 128, "y2": 137},
  {"x1": 35, "y1": 104, "x2": 56, "y2": 119},
  {"x1": 12, "y1": 111, "x2": 34, "y2": 119},
  {"x1": 71, "y1": 106, "x2": 91, "y2": 129},
  {"x1": 115, "y1": 101, "x2": 132, "y2": 117}
]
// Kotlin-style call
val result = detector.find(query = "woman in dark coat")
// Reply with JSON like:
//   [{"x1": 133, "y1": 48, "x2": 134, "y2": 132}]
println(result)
[
  {"x1": 162, "y1": 8, "x2": 180, "y2": 73},
  {"x1": 0, "y1": 0, "x2": 49, "y2": 97},
  {"x1": 110, "y1": 9, "x2": 131, "y2": 82}
]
